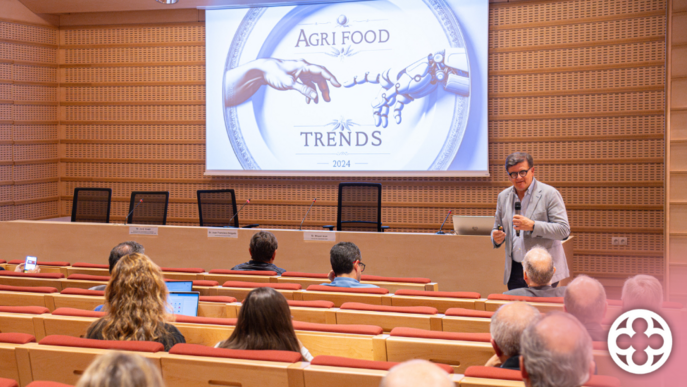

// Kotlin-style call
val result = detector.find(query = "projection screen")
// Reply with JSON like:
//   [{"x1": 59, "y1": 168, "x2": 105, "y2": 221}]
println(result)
[{"x1": 205, "y1": 0, "x2": 488, "y2": 176}]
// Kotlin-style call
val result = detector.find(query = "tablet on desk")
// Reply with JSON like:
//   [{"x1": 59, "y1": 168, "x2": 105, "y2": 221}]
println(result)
[
  {"x1": 167, "y1": 291, "x2": 199, "y2": 317},
  {"x1": 166, "y1": 281, "x2": 193, "y2": 292},
  {"x1": 452, "y1": 215, "x2": 494, "y2": 236}
]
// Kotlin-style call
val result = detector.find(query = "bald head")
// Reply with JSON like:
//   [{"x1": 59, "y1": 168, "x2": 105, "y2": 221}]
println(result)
[
  {"x1": 621, "y1": 274, "x2": 663, "y2": 312},
  {"x1": 523, "y1": 247, "x2": 554, "y2": 286},
  {"x1": 521, "y1": 312, "x2": 593, "y2": 387},
  {"x1": 380, "y1": 360, "x2": 452, "y2": 387},
  {"x1": 491, "y1": 302, "x2": 541, "y2": 358},
  {"x1": 564, "y1": 275, "x2": 606, "y2": 324}
]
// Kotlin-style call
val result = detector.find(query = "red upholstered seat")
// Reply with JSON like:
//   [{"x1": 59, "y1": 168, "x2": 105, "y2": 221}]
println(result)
[
  {"x1": 281, "y1": 272, "x2": 328, "y2": 279},
  {"x1": 169, "y1": 343, "x2": 302, "y2": 362},
  {"x1": 209, "y1": 269, "x2": 277, "y2": 276},
  {"x1": 160, "y1": 267, "x2": 205, "y2": 273},
  {"x1": 0, "y1": 306, "x2": 50, "y2": 314},
  {"x1": 444, "y1": 308, "x2": 494, "y2": 318},
  {"x1": 292, "y1": 321, "x2": 383, "y2": 335},
  {"x1": 39, "y1": 335, "x2": 164, "y2": 352},
  {"x1": 0, "y1": 333, "x2": 36, "y2": 344},
  {"x1": 199, "y1": 296, "x2": 237, "y2": 303},
  {"x1": 0, "y1": 378, "x2": 17, "y2": 387},
  {"x1": 60, "y1": 288, "x2": 105, "y2": 296},
  {"x1": 222, "y1": 281, "x2": 301, "y2": 290},
  {"x1": 71, "y1": 262, "x2": 109, "y2": 269},
  {"x1": 586, "y1": 375, "x2": 621, "y2": 387},
  {"x1": 173, "y1": 315, "x2": 237, "y2": 326},
  {"x1": 310, "y1": 355, "x2": 454, "y2": 374},
  {"x1": 287, "y1": 300, "x2": 335, "y2": 309},
  {"x1": 340, "y1": 302, "x2": 437, "y2": 315},
  {"x1": 390, "y1": 327, "x2": 491, "y2": 342},
  {"x1": 0, "y1": 272, "x2": 64, "y2": 279},
  {"x1": 0, "y1": 260, "x2": 5, "y2": 264},
  {"x1": 0, "y1": 285, "x2": 57, "y2": 293},
  {"x1": 360, "y1": 275, "x2": 430, "y2": 284},
  {"x1": 593, "y1": 341, "x2": 607, "y2": 350},
  {"x1": 26, "y1": 382, "x2": 73, "y2": 387},
  {"x1": 192, "y1": 280, "x2": 219, "y2": 287},
  {"x1": 464, "y1": 366, "x2": 521, "y2": 381},
  {"x1": 306, "y1": 285, "x2": 389, "y2": 294},
  {"x1": 394, "y1": 289, "x2": 481, "y2": 299},
  {"x1": 487, "y1": 294, "x2": 564, "y2": 304},
  {"x1": 52, "y1": 308, "x2": 105, "y2": 318},
  {"x1": 8, "y1": 260, "x2": 69, "y2": 267},
  {"x1": 66, "y1": 274, "x2": 109, "y2": 281}
]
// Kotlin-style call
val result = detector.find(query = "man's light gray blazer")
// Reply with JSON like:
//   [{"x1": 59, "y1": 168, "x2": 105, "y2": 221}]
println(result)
[{"x1": 492, "y1": 180, "x2": 571, "y2": 285}]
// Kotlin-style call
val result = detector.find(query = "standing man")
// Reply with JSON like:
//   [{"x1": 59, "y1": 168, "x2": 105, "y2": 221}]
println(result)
[{"x1": 491, "y1": 152, "x2": 570, "y2": 290}]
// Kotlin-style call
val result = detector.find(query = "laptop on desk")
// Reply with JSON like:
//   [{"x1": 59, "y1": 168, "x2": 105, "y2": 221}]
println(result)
[
  {"x1": 167, "y1": 291, "x2": 200, "y2": 317},
  {"x1": 166, "y1": 281, "x2": 193, "y2": 292},
  {"x1": 452, "y1": 215, "x2": 494, "y2": 236}
]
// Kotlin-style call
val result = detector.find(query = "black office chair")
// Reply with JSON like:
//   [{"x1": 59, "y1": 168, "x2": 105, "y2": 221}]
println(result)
[
  {"x1": 324, "y1": 183, "x2": 389, "y2": 232},
  {"x1": 71, "y1": 188, "x2": 112, "y2": 223},
  {"x1": 196, "y1": 189, "x2": 259, "y2": 228},
  {"x1": 127, "y1": 191, "x2": 169, "y2": 225}
]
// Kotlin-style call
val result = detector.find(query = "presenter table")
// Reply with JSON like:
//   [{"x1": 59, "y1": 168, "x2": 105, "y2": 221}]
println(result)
[{"x1": 0, "y1": 221, "x2": 573, "y2": 296}]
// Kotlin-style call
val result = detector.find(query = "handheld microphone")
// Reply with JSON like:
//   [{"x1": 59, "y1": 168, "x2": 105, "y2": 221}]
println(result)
[
  {"x1": 300, "y1": 198, "x2": 317, "y2": 230},
  {"x1": 226, "y1": 199, "x2": 251, "y2": 228},
  {"x1": 514, "y1": 202, "x2": 521, "y2": 237},
  {"x1": 436, "y1": 210, "x2": 452, "y2": 235},
  {"x1": 125, "y1": 199, "x2": 143, "y2": 225}
]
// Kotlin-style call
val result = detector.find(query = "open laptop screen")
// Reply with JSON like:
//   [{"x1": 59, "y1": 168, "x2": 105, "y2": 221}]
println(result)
[
  {"x1": 167, "y1": 292, "x2": 199, "y2": 317},
  {"x1": 166, "y1": 281, "x2": 193, "y2": 292}
]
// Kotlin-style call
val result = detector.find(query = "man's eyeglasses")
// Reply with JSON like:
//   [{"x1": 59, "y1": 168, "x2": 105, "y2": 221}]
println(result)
[
  {"x1": 508, "y1": 167, "x2": 532, "y2": 180},
  {"x1": 357, "y1": 261, "x2": 366, "y2": 272}
]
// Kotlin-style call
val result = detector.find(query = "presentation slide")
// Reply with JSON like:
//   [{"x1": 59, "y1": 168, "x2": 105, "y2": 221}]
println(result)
[{"x1": 206, "y1": 0, "x2": 488, "y2": 176}]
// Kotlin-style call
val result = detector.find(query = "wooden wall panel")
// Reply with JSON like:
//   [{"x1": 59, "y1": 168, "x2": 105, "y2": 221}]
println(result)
[
  {"x1": 0, "y1": 18, "x2": 58, "y2": 220},
  {"x1": 49, "y1": 0, "x2": 668, "y2": 284}
]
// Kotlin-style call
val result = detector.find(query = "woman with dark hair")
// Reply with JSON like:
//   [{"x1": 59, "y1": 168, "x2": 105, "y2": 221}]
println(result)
[
  {"x1": 86, "y1": 253, "x2": 185, "y2": 351},
  {"x1": 217, "y1": 287, "x2": 313, "y2": 360}
]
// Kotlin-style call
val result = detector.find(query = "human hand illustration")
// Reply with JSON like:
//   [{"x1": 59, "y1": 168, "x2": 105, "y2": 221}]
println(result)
[
  {"x1": 343, "y1": 48, "x2": 470, "y2": 127},
  {"x1": 224, "y1": 58, "x2": 341, "y2": 107}
]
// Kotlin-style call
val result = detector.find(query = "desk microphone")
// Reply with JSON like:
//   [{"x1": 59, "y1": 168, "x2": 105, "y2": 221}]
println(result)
[
  {"x1": 125, "y1": 199, "x2": 143, "y2": 225},
  {"x1": 514, "y1": 202, "x2": 521, "y2": 237},
  {"x1": 300, "y1": 198, "x2": 317, "y2": 230},
  {"x1": 227, "y1": 199, "x2": 251, "y2": 228},
  {"x1": 436, "y1": 210, "x2": 452, "y2": 235}
]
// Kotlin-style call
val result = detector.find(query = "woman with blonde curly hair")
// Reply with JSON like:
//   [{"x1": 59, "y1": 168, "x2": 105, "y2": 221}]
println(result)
[
  {"x1": 86, "y1": 252, "x2": 185, "y2": 351},
  {"x1": 76, "y1": 351, "x2": 164, "y2": 387}
]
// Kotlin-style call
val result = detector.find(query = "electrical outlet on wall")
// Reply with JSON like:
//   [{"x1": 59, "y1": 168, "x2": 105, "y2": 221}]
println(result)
[{"x1": 618, "y1": 237, "x2": 627, "y2": 246}]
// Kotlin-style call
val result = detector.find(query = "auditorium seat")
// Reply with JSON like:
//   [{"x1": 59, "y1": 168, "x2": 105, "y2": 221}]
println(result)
[
  {"x1": 278, "y1": 272, "x2": 439, "y2": 292},
  {"x1": 385, "y1": 327, "x2": 494, "y2": 373},
  {"x1": 335, "y1": 303, "x2": 442, "y2": 331},
  {"x1": 63, "y1": 265, "x2": 109, "y2": 278},
  {"x1": 0, "y1": 273, "x2": 65, "y2": 291},
  {"x1": 388, "y1": 290, "x2": 482, "y2": 313},
  {"x1": 0, "y1": 306, "x2": 50, "y2": 336},
  {"x1": 287, "y1": 300, "x2": 336, "y2": 324},
  {"x1": 159, "y1": 267, "x2": 204, "y2": 281},
  {"x1": 0, "y1": 333, "x2": 36, "y2": 385},
  {"x1": 301, "y1": 285, "x2": 390, "y2": 306},
  {"x1": 484, "y1": 294, "x2": 564, "y2": 313},
  {"x1": 26, "y1": 382, "x2": 73, "y2": 387},
  {"x1": 202, "y1": 270, "x2": 279, "y2": 284},
  {"x1": 442, "y1": 308, "x2": 493, "y2": 333},
  {"x1": 6, "y1": 261, "x2": 70, "y2": 275},
  {"x1": 162, "y1": 344, "x2": 301, "y2": 387},
  {"x1": 0, "y1": 286, "x2": 56, "y2": 308},
  {"x1": 213, "y1": 281, "x2": 301, "y2": 301},
  {"x1": 0, "y1": 378, "x2": 17, "y2": 387},
  {"x1": 459, "y1": 366, "x2": 620, "y2": 387}
]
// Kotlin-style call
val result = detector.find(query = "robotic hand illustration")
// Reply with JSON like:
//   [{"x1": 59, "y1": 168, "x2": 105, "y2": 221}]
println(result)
[{"x1": 343, "y1": 48, "x2": 470, "y2": 128}]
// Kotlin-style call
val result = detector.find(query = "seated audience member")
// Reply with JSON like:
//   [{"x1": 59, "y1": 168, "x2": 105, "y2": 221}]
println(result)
[
  {"x1": 76, "y1": 351, "x2": 164, "y2": 387},
  {"x1": 321, "y1": 242, "x2": 378, "y2": 288},
  {"x1": 621, "y1": 274, "x2": 663, "y2": 312},
  {"x1": 504, "y1": 247, "x2": 565, "y2": 297},
  {"x1": 90, "y1": 241, "x2": 145, "y2": 291},
  {"x1": 217, "y1": 287, "x2": 313, "y2": 361},
  {"x1": 86, "y1": 253, "x2": 185, "y2": 351},
  {"x1": 520, "y1": 312, "x2": 594, "y2": 387},
  {"x1": 564, "y1": 275, "x2": 607, "y2": 342},
  {"x1": 231, "y1": 231, "x2": 285, "y2": 275},
  {"x1": 380, "y1": 359, "x2": 453, "y2": 387},
  {"x1": 486, "y1": 302, "x2": 540, "y2": 370}
]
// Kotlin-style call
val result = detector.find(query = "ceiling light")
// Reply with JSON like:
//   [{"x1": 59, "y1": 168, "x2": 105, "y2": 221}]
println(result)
[{"x1": 156, "y1": 0, "x2": 179, "y2": 4}]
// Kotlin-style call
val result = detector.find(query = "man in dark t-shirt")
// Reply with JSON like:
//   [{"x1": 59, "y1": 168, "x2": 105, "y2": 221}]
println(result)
[{"x1": 232, "y1": 231, "x2": 285, "y2": 275}]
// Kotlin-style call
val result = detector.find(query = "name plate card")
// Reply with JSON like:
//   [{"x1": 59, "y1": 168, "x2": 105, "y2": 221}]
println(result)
[
  {"x1": 208, "y1": 228, "x2": 239, "y2": 238},
  {"x1": 129, "y1": 226, "x2": 158, "y2": 236},
  {"x1": 303, "y1": 231, "x2": 336, "y2": 242}
]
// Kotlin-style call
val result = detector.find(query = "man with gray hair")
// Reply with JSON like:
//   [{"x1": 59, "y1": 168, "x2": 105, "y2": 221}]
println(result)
[
  {"x1": 621, "y1": 274, "x2": 663, "y2": 312},
  {"x1": 89, "y1": 241, "x2": 145, "y2": 291},
  {"x1": 504, "y1": 247, "x2": 566, "y2": 297},
  {"x1": 486, "y1": 302, "x2": 541, "y2": 370},
  {"x1": 564, "y1": 275, "x2": 607, "y2": 341},
  {"x1": 379, "y1": 360, "x2": 453, "y2": 387},
  {"x1": 520, "y1": 312, "x2": 594, "y2": 387}
]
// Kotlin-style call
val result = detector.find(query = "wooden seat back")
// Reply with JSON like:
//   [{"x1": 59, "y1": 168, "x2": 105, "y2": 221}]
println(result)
[
  {"x1": 0, "y1": 342, "x2": 30, "y2": 385},
  {"x1": 0, "y1": 278, "x2": 64, "y2": 291},
  {"x1": 298, "y1": 291, "x2": 387, "y2": 307},
  {"x1": 388, "y1": 295, "x2": 479, "y2": 313},
  {"x1": 333, "y1": 309, "x2": 442, "y2": 332},
  {"x1": 0, "y1": 291, "x2": 50, "y2": 308},
  {"x1": 201, "y1": 273, "x2": 277, "y2": 284},
  {"x1": 484, "y1": 300, "x2": 563, "y2": 313}
]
